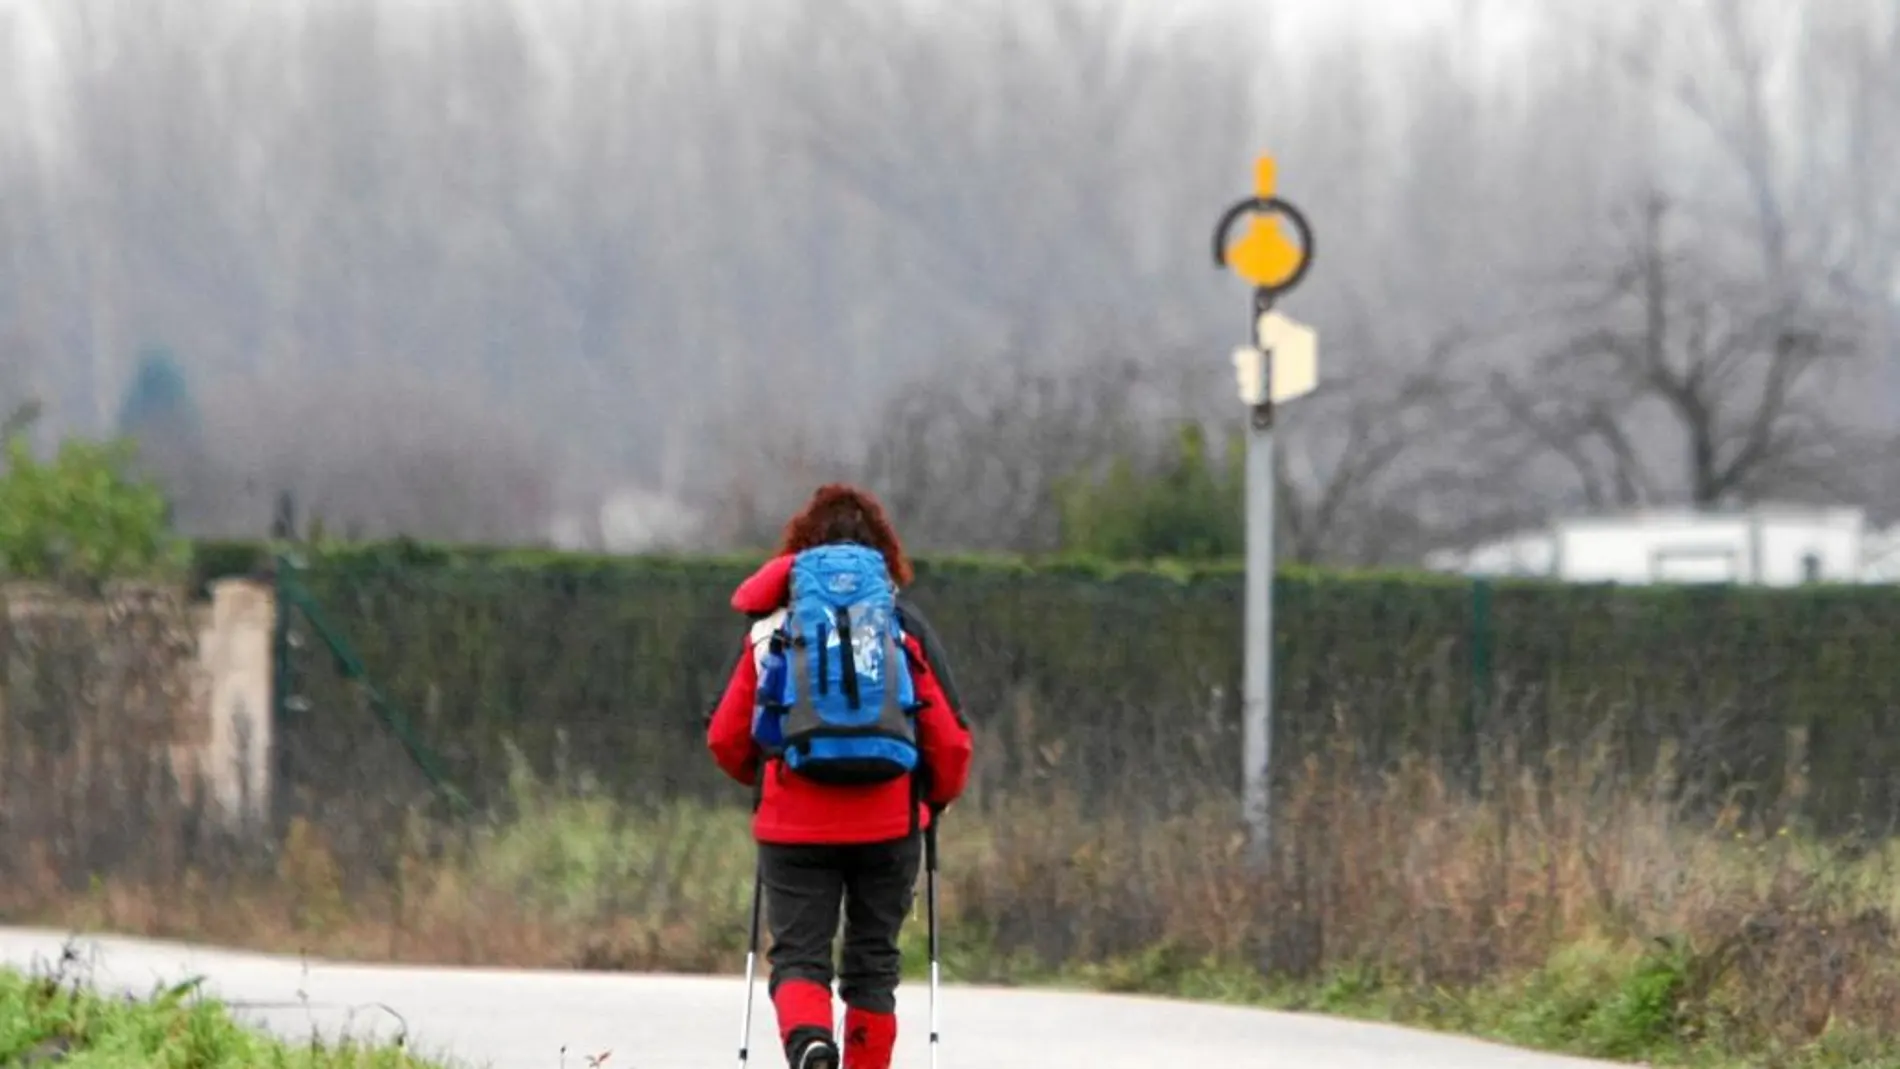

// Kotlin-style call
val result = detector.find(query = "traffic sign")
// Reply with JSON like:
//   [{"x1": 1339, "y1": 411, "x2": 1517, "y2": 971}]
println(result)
[
  {"x1": 1258, "y1": 311, "x2": 1317, "y2": 403},
  {"x1": 1213, "y1": 156, "x2": 1314, "y2": 294},
  {"x1": 1208, "y1": 151, "x2": 1318, "y2": 869},
  {"x1": 1230, "y1": 315, "x2": 1318, "y2": 406},
  {"x1": 1232, "y1": 346, "x2": 1266, "y2": 406}
]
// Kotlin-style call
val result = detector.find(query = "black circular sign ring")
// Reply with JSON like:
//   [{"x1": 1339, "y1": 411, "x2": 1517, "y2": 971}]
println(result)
[{"x1": 1212, "y1": 195, "x2": 1315, "y2": 296}]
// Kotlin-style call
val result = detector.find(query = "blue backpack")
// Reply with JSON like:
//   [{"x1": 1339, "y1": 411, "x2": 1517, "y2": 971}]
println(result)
[{"x1": 753, "y1": 543, "x2": 922, "y2": 785}]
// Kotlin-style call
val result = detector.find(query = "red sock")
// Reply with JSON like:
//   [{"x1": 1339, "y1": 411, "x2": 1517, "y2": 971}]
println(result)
[
  {"x1": 842, "y1": 1006, "x2": 898, "y2": 1069},
  {"x1": 772, "y1": 980, "x2": 834, "y2": 1050}
]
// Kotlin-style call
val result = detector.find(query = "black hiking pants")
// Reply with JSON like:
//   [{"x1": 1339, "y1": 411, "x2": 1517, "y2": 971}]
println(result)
[{"x1": 761, "y1": 832, "x2": 923, "y2": 1015}]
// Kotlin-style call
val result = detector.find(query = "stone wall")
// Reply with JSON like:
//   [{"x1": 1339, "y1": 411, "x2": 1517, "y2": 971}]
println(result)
[{"x1": 0, "y1": 577, "x2": 275, "y2": 843}]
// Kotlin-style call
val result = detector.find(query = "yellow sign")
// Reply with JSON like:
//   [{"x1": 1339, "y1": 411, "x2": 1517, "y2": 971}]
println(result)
[{"x1": 1221, "y1": 156, "x2": 1307, "y2": 290}]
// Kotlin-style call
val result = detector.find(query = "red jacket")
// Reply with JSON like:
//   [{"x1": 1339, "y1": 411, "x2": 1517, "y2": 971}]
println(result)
[{"x1": 706, "y1": 554, "x2": 974, "y2": 844}]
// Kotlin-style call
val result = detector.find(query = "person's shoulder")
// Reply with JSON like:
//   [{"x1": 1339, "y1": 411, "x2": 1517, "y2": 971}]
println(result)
[
  {"x1": 747, "y1": 607, "x2": 787, "y2": 644},
  {"x1": 894, "y1": 599, "x2": 930, "y2": 646}
]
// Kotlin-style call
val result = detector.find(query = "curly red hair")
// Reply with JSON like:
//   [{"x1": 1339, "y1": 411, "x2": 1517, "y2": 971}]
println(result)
[{"x1": 775, "y1": 483, "x2": 914, "y2": 587}]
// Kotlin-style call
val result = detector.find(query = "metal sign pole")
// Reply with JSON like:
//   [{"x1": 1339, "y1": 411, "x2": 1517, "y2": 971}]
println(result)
[
  {"x1": 1213, "y1": 155, "x2": 1316, "y2": 865},
  {"x1": 1243, "y1": 286, "x2": 1277, "y2": 863}
]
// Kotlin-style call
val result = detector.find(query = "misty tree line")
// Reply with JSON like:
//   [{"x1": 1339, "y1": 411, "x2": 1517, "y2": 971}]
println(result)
[{"x1": 1, "y1": 0, "x2": 1896, "y2": 564}]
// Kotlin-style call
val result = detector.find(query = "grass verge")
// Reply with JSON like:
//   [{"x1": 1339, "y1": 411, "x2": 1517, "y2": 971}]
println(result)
[
  {"x1": 1019, "y1": 938, "x2": 1900, "y2": 1068},
  {"x1": 0, "y1": 944, "x2": 455, "y2": 1068}
]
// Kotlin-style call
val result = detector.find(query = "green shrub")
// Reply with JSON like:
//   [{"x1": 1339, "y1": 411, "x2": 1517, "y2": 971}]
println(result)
[
  {"x1": 1055, "y1": 422, "x2": 1243, "y2": 561},
  {"x1": 0, "y1": 433, "x2": 187, "y2": 586}
]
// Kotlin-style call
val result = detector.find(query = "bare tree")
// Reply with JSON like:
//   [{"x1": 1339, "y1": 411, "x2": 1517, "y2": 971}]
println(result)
[
  {"x1": 1421, "y1": 1, "x2": 1900, "y2": 528},
  {"x1": 761, "y1": 0, "x2": 1267, "y2": 367},
  {"x1": 1275, "y1": 338, "x2": 1514, "y2": 567},
  {"x1": 1490, "y1": 191, "x2": 1870, "y2": 511},
  {"x1": 1566, "y1": 0, "x2": 1900, "y2": 420},
  {"x1": 830, "y1": 348, "x2": 1168, "y2": 555}
]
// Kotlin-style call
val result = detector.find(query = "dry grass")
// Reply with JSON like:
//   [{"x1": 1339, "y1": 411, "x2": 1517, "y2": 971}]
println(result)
[{"x1": 3, "y1": 724, "x2": 1898, "y2": 1066}]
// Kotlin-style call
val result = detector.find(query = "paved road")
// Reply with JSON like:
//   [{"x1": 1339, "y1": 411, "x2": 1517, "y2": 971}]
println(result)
[{"x1": 0, "y1": 927, "x2": 1634, "y2": 1069}]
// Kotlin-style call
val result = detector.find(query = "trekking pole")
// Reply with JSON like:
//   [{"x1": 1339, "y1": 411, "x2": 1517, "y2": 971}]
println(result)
[
  {"x1": 926, "y1": 811, "x2": 942, "y2": 1069},
  {"x1": 737, "y1": 863, "x2": 764, "y2": 1068}
]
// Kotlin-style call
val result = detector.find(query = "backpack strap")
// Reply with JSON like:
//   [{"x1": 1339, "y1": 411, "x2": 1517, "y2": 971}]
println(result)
[
  {"x1": 814, "y1": 620, "x2": 830, "y2": 696},
  {"x1": 837, "y1": 605, "x2": 861, "y2": 709}
]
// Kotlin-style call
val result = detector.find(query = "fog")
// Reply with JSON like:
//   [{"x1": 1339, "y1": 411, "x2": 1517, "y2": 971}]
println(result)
[{"x1": 1, "y1": 0, "x2": 1895, "y2": 559}]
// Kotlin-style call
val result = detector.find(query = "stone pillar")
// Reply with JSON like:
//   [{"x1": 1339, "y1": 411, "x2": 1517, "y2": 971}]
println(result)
[{"x1": 191, "y1": 577, "x2": 275, "y2": 833}]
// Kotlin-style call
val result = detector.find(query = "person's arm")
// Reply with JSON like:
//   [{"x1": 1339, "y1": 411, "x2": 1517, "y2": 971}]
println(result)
[
  {"x1": 898, "y1": 597, "x2": 966, "y2": 723},
  {"x1": 703, "y1": 634, "x2": 749, "y2": 727},
  {"x1": 706, "y1": 637, "x2": 763, "y2": 787},
  {"x1": 906, "y1": 636, "x2": 973, "y2": 810}
]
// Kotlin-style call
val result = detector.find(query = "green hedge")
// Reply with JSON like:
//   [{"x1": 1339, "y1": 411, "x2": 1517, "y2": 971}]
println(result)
[{"x1": 188, "y1": 540, "x2": 1900, "y2": 838}]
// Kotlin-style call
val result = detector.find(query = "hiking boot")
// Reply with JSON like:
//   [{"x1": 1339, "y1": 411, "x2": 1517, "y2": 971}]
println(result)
[{"x1": 792, "y1": 1035, "x2": 840, "y2": 1069}]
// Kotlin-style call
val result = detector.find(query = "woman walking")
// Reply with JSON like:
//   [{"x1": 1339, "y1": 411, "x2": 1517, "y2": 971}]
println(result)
[{"x1": 707, "y1": 483, "x2": 974, "y2": 1069}]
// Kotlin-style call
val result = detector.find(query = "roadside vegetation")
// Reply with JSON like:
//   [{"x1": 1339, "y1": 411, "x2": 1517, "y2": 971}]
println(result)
[
  {"x1": 0, "y1": 947, "x2": 454, "y2": 1068},
  {"x1": 8, "y1": 734, "x2": 1899, "y2": 1069}
]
